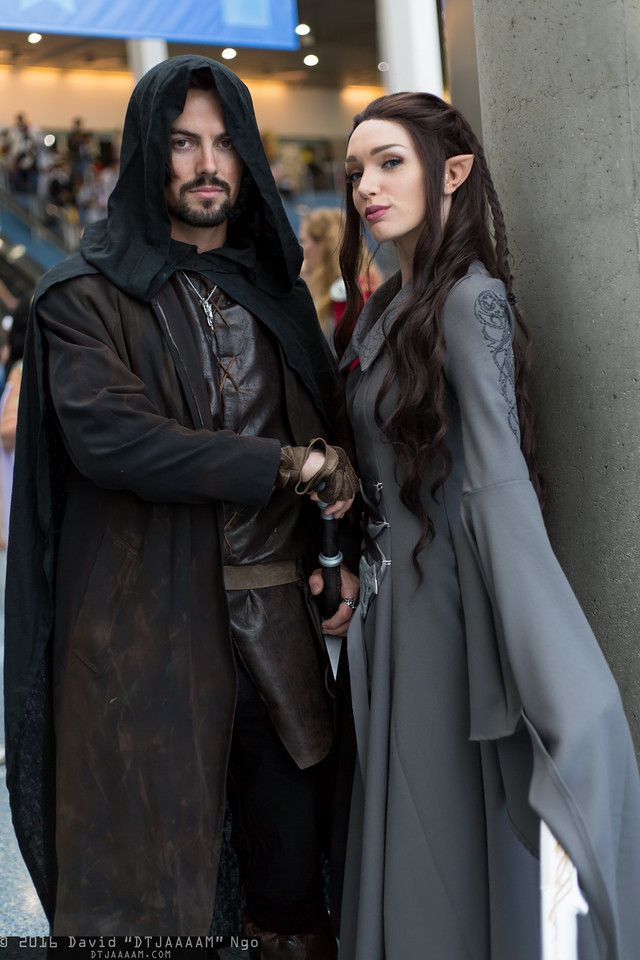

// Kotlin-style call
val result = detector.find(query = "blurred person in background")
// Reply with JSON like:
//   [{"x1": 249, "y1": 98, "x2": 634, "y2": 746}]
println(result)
[
  {"x1": 76, "y1": 138, "x2": 119, "y2": 227},
  {"x1": 0, "y1": 295, "x2": 29, "y2": 536},
  {"x1": 4, "y1": 55, "x2": 358, "y2": 950},
  {"x1": 0, "y1": 293, "x2": 28, "y2": 769},
  {"x1": 66, "y1": 118, "x2": 84, "y2": 163},
  {"x1": 0, "y1": 278, "x2": 18, "y2": 320},
  {"x1": 300, "y1": 207, "x2": 381, "y2": 342},
  {"x1": 37, "y1": 137, "x2": 60, "y2": 214},
  {"x1": 67, "y1": 117, "x2": 93, "y2": 186},
  {"x1": 333, "y1": 91, "x2": 640, "y2": 960},
  {"x1": 0, "y1": 127, "x2": 11, "y2": 188},
  {"x1": 0, "y1": 328, "x2": 7, "y2": 541},
  {"x1": 0, "y1": 280, "x2": 19, "y2": 393},
  {"x1": 7, "y1": 113, "x2": 38, "y2": 195},
  {"x1": 0, "y1": 328, "x2": 9, "y2": 395},
  {"x1": 261, "y1": 129, "x2": 294, "y2": 198}
]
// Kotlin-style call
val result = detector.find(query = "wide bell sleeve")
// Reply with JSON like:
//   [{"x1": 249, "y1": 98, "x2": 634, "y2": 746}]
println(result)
[{"x1": 442, "y1": 271, "x2": 640, "y2": 959}]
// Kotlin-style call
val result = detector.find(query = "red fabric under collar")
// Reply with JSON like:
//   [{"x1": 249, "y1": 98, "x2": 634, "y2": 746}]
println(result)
[{"x1": 348, "y1": 357, "x2": 361, "y2": 372}]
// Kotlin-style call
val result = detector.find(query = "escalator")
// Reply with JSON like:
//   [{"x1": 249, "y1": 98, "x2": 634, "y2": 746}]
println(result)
[{"x1": 0, "y1": 186, "x2": 70, "y2": 297}]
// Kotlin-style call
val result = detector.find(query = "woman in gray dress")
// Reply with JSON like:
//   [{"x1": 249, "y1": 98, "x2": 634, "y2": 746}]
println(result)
[{"x1": 331, "y1": 93, "x2": 640, "y2": 960}]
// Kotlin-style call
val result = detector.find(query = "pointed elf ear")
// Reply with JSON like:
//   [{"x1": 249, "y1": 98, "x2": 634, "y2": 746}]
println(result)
[{"x1": 443, "y1": 154, "x2": 475, "y2": 195}]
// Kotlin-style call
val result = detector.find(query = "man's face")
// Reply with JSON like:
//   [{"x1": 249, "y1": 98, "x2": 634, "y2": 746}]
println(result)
[{"x1": 165, "y1": 88, "x2": 244, "y2": 236}]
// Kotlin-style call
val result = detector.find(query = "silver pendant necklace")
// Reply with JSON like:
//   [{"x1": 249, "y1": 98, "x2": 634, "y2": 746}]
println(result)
[{"x1": 181, "y1": 271, "x2": 218, "y2": 330}]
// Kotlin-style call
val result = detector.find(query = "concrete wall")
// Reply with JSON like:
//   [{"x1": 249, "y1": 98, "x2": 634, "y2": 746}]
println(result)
[
  {"x1": 0, "y1": 65, "x2": 383, "y2": 138},
  {"x1": 472, "y1": 0, "x2": 640, "y2": 748},
  {"x1": 441, "y1": 0, "x2": 483, "y2": 138}
]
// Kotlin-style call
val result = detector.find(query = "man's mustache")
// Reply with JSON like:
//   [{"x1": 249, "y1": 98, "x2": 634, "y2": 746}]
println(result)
[{"x1": 180, "y1": 175, "x2": 231, "y2": 197}]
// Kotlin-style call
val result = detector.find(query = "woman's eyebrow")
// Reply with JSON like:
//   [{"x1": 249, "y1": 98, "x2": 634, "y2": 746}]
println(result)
[{"x1": 345, "y1": 143, "x2": 405, "y2": 163}]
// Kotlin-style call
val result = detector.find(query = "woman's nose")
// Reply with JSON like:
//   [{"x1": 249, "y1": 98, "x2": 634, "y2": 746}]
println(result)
[{"x1": 357, "y1": 168, "x2": 378, "y2": 200}]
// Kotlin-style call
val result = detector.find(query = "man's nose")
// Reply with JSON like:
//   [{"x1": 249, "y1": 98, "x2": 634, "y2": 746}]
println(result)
[{"x1": 196, "y1": 142, "x2": 219, "y2": 174}]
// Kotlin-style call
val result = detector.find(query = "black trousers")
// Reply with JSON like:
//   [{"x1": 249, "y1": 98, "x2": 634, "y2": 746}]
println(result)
[{"x1": 227, "y1": 662, "x2": 330, "y2": 934}]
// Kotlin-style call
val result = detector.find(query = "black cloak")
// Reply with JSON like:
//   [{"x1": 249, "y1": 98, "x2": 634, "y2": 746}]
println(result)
[{"x1": 4, "y1": 55, "x2": 340, "y2": 925}]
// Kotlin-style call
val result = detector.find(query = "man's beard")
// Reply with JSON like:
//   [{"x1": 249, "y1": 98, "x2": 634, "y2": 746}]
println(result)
[{"x1": 167, "y1": 175, "x2": 232, "y2": 228}]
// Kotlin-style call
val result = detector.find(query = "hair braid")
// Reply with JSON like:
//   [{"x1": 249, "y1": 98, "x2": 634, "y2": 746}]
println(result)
[{"x1": 460, "y1": 126, "x2": 512, "y2": 290}]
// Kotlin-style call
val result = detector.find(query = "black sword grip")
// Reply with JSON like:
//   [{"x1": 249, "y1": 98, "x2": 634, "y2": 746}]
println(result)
[
  {"x1": 321, "y1": 563, "x2": 342, "y2": 620},
  {"x1": 316, "y1": 483, "x2": 343, "y2": 620}
]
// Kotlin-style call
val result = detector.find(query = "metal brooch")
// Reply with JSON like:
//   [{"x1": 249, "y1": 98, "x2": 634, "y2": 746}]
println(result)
[{"x1": 359, "y1": 554, "x2": 379, "y2": 618}]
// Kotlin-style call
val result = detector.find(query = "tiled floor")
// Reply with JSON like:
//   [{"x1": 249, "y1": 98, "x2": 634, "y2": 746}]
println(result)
[
  {"x1": 1, "y1": 768, "x2": 249, "y2": 955},
  {"x1": 0, "y1": 763, "x2": 49, "y2": 936},
  {"x1": 0, "y1": 546, "x2": 49, "y2": 936}
]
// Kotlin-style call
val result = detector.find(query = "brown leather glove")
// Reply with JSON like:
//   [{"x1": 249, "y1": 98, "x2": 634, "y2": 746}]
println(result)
[{"x1": 277, "y1": 438, "x2": 359, "y2": 503}]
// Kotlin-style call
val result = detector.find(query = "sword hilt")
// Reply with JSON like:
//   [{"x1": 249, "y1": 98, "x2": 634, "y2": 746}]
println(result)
[{"x1": 316, "y1": 484, "x2": 342, "y2": 619}]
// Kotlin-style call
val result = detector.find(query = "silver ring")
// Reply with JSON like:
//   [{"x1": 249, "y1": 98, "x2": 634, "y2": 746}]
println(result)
[{"x1": 340, "y1": 596, "x2": 359, "y2": 610}]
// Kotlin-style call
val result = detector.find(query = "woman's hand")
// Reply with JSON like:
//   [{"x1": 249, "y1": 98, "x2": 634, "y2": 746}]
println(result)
[{"x1": 309, "y1": 564, "x2": 360, "y2": 636}]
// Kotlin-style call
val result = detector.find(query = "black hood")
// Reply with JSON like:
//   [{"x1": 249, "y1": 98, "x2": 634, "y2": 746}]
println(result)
[{"x1": 81, "y1": 55, "x2": 302, "y2": 301}]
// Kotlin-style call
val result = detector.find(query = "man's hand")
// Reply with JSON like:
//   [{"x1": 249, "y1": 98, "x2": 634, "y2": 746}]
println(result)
[
  {"x1": 309, "y1": 491, "x2": 354, "y2": 520},
  {"x1": 276, "y1": 439, "x2": 359, "y2": 508},
  {"x1": 309, "y1": 564, "x2": 360, "y2": 637}
]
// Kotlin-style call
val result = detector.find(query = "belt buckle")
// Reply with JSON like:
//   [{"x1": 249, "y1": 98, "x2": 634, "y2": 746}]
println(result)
[{"x1": 359, "y1": 553, "x2": 379, "y2": 618}]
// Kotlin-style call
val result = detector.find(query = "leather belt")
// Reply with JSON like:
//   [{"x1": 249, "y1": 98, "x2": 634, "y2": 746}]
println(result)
[{"x1": 223, "y1": 559, "x2": 301, "y2": 591}]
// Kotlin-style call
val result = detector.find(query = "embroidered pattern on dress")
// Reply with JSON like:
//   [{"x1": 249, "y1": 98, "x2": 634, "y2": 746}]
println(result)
[{"x1": 473, "y1": 289, "x2": 520, "y2": 439}]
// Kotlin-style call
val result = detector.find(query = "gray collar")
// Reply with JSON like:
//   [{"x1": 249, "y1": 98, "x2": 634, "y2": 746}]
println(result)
[{"x1": 339, "y1": 272, "x2": 412, "y2": 373}]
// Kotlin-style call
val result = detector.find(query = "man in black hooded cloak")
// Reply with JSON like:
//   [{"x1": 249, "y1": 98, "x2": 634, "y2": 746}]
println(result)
[{"x1": 4, "y1": 56, "x2": 360, "y2": 951}]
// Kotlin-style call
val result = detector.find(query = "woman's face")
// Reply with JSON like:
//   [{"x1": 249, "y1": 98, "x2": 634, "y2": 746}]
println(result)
[{"x1": 345, "y1": 118, "x2": 427, "y2": 250}]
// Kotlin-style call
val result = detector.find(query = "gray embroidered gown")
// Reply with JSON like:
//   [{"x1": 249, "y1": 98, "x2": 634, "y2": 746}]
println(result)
[{"x1": 338, "y1": 261, "x2": 640, "y2": 960}]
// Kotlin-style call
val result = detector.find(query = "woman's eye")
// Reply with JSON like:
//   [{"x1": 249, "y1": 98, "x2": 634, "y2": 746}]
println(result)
[
  {"x1": 382, "y1": 157, "x2": 402, "y2": 170},
  {"x1": 219, "y1": 138, "x2": 234, "y2": 150},
  {"x1": 346, "y1": 170, "x2": 362, "y2": 184},
  {"x1": 172, "y1": 139, "x2": 192, "y2": 150}
]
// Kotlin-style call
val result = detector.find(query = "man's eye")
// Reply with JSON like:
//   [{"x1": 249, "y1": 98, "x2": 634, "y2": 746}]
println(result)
[
  {"x1": 172, "y1": 138, "x2": 192, "y2": 149},
  {"x1": 219, "y1": 138, "x2": 234, "y2": 150},
  {"x1": 346, "y1": 170, "x2": 362, "y2": 184}
]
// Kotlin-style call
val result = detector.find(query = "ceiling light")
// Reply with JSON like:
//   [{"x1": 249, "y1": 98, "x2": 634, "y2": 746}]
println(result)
[
  {"x1": 303, "y1": 54, "x2": 319, "y2": 67},
  {"x1": 377, "y1": 61, "x2": 390, "y2": 72},
  {"x1": 28, "y1": 33, "x2": 42, "y2": 44},
  {"x1": 295, "y1": 24, "x2": 311, "y2": 36},
  {"x1": 44, "y1": 134, "x2": 56, "y2": 147},
  {"x1": 221, "y1": 48, "x2": 237, "y2": 60}
]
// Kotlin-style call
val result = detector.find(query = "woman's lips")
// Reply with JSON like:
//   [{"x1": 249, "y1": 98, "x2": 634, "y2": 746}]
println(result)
[{"x1": 365, "y1": 205, "x2": 390, "y2": 223}]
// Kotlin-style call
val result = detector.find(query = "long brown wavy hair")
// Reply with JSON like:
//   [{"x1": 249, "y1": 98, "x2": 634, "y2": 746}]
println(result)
[{"x1": 336, "y1": 92, "x2": 543, "y2": 578}]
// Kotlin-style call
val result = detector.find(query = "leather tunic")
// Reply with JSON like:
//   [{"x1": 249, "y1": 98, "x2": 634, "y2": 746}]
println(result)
[{"x1": 174, "y1": 272, "x2": 332, "y2": 769}]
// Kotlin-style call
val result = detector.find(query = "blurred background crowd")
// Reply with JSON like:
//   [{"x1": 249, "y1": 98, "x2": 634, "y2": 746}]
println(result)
[{"x1": 1, "y1": 113, "x2": 120, "y2": 247}]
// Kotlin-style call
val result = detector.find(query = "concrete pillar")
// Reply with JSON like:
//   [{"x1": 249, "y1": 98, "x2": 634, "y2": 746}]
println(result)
[
  {"x1": 375, "y1": 0, "x2": 444, "y2": 95},
  {"x1": 441, "y1": 0, "x2": 483, "y2": 139},
  {"x1": 472, "y1": 0, "x2": 640, "y2": 750},
  {"x1": 126, "y1": 39, "x2": 169, "y2": 82}
]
